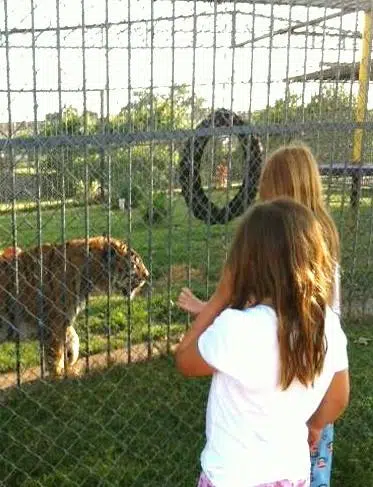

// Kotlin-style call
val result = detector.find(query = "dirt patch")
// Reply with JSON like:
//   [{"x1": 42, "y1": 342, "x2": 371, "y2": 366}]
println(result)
[
  {"x1": 155, "y1": 264, "x2": 205, "y2": 288},
  {"x1": 0, "y1": 338, "x2": 181, "y2": 394}
]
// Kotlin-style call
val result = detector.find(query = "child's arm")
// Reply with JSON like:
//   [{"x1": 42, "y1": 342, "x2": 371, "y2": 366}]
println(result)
[
  {"x1": 175, "y1": 269, "x2": 232, "y2": 377},
  {"x1": 307, "y1": 369, "x2": 350, "y2": 441}
]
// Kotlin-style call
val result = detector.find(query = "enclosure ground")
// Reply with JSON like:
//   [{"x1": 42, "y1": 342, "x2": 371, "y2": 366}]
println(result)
[
  {"x1": 0, "y1": 189, "x2": 372, "y2": 374},
  {"x1": 0, "y1": 337, "x2": 180, "y2": 393},
  {"x1": 0, "y1": 319, "x2": 372, "y2": 487}
]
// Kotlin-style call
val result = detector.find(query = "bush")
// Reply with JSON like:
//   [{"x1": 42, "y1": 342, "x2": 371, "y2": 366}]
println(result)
[
  {"x1": 75, "y1": 179, "x2": 101, "y2": 202},
  {"x1": 116, "y1": 182, "x2": 144, "y2": 210},
  {"x1": 142, "y1": 192, "x2": 167, "y2": 224}
]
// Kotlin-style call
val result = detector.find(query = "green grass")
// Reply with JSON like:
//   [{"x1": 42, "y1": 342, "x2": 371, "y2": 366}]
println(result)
[
  {"x1": 0, "y1": 319, "x2": 372, "y2": 487},
  {"x1": 0, "y1": 194, "x2": 232, "y2": 373},
  {"x1": 0, "y1": 198, "x2": 78, "y2": 215},
  {"x1": 0, "y1": 294, "x2": 187, "y2": 373},
  {"x1": 0, "y1": 295, "x2": 187, "y2": 374},
  {"x1": 0, "y1": 188, "x2": 372, "y2": 373},
  {"x1": 332, "y1": 320, "x2": 373, "y2": 486}
]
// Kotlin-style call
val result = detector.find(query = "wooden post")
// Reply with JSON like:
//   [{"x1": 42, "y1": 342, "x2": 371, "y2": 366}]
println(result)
[
  {"x1": 100, "y1": 90, "x2": 106, "y2": 202},
  {"x1": 351, "y1": 10, "x2": 373, "y2": 208}
]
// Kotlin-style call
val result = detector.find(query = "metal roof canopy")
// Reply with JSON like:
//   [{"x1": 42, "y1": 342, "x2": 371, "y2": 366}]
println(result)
[
  {"x1": 287, "y1": 62, "x2": 373, "y2": 82},
  {"x1": 178, "y1": 1, "x2": 373, "y2": 11}
]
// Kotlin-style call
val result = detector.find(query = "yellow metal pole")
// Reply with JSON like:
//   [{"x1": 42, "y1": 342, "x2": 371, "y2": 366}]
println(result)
[
  {"x1": 351, "y1": 10, "x2": 373, "y2": 207},
  {"x1": 352, "y1": 10, "x2": 372, "y2": 165}
]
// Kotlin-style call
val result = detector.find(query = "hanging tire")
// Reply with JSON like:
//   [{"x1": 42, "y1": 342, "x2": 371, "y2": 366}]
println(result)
[{"x1": 179, "y1": 108, "x2": 263, "y2": 224}]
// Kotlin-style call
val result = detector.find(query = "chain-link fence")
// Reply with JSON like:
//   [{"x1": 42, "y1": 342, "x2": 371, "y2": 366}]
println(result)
[{"x1": 0, "y1": 1, "x2": 372, "y2": 486}]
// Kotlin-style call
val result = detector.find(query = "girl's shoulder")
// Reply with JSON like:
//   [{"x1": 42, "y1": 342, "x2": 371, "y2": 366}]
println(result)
[
  {"x1": 324, "y1": 306, "x2": 347, "y2": 344},
  {"x1": 325, "y1": 305, "x2": 342, "y2": 326},
  {"x1": 222, "y1": 303, "x2": 276, "y2": 318},
  {"x1": 217, "y1": 305, "x2": 277, "y2": 335}
]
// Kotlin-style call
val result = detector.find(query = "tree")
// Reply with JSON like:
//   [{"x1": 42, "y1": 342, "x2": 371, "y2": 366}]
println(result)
[
  {"x1": 39, "y1": 87, "x2": 208, "y2": 202},
  {"x1": 111, "y1": 85, "x2": 206, "y2": 132},
  {"x1": 252, "y1": 86, "x2": 357, "y2": 162},
  {"x1": 44, "y1": 106, "x2": 99, "y2": 136}
]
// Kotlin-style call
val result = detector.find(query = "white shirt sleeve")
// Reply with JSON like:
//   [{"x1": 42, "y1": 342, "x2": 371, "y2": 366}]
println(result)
[
  {"x1": 198, "y1": 309, "x2": 245, "y2": 377},
  {"x1": 333, "y1": 327, "x2": 348, "y2": 372},
  {"x1": 331, "y1": 263, "x2": 341, "y2": 316},
  {"x1": 329, "y1": 310, "x2": 349, "y2": 372},
  {"x1": 197, "y1": 307, "x2": 275, "y2": 385}
]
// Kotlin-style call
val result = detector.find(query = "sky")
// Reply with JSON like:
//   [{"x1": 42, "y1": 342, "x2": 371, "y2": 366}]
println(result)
[{"x1": 0, "y1": 0, "x2": 365, "y2": 122}]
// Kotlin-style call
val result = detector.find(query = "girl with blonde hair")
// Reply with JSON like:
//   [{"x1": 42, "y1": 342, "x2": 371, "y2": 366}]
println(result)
[{"x1": 178, "y1": 144, "x2": 342, "y2": 486}]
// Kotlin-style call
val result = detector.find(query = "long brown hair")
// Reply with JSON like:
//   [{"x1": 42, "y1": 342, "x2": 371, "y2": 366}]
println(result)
[
  {"x1": 226, "y1": 199, "x2": 333, "y2": 389},
  {"x1": 259, "y1": 143, "x2": 340, "y2": 262}
]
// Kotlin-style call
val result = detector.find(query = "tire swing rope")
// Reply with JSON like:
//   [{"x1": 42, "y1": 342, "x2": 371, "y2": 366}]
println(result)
[{"x1": 179, "y1": 108, "x2": 263, "y2": 225}]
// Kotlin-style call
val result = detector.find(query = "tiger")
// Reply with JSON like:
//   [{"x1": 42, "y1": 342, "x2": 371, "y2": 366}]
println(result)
[{"x1": 0, "y1": 236, "x2": 149, "y2": 377}]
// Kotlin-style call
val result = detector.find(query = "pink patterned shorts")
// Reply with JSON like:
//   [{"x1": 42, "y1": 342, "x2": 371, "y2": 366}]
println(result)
[{"x1": 197, "y1": 471, "x2": 309, "y2": 487}]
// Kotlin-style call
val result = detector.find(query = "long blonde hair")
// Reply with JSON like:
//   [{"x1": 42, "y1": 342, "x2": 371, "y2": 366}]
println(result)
[
  {"x1": 259, "y1": 143, "x2": 340, "y2": 262},
  {"x1": 227, "y1": 199, "x2": 333, "y2": 389}
]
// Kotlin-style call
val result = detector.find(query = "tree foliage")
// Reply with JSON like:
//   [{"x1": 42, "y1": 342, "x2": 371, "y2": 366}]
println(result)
[
  {"x1": 253, "y1": 86, "x2": 357, "y2": 160},
  {"x1": 6, "y1": 85, "x2": 362, "y2": 203},
  {"x1": 36, "y1": 86, "x2": 207, "y2": 202}
]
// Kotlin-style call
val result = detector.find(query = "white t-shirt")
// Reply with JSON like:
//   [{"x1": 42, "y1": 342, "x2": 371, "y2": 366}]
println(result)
[{"x1": 198, "y1": 305, "x2": 348, "y2": 487}]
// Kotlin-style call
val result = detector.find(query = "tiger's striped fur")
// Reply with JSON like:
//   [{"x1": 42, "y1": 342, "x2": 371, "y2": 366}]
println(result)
[{"x1": 0, "y1": 237, "x2": 149, "y2": 377}]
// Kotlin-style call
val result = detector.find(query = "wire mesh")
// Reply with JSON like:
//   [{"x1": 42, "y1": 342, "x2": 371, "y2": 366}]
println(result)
[{"x1": 0, "y1": 1, "x2": 373, "y2": 486}]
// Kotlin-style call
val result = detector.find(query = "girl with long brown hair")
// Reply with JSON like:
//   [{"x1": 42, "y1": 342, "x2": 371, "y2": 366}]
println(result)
[
  {"x1": 175, "y1": 198, "x2": 349, "y2": 487},
  {"x1": 178, "y1": 144, "x2": 342, "y2": 486}
]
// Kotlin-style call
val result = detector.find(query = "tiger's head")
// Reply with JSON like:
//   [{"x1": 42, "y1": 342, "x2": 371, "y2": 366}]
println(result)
[{"x1": 89, "y1": 237, "x2": 149, "y2": 299}]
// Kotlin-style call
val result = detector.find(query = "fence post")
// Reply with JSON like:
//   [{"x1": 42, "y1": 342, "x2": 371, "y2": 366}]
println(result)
[
  {"x1": 100, "y1": 90, "x2": 106, "y2": 201},
  {"x1": 351, "y1": 9, "x2": 373, "y2": 208}
]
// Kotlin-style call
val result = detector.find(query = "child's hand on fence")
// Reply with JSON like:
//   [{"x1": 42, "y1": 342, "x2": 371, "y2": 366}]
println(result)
[{"x1": 177, "y1": 288, "x2": 205, "y2": 315}]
